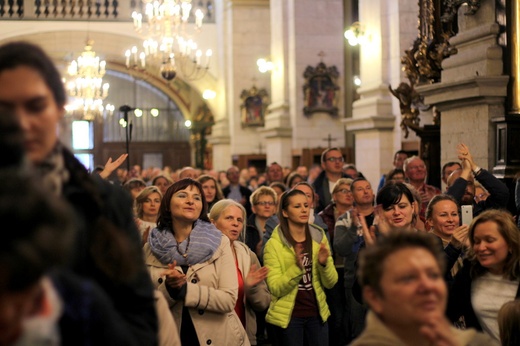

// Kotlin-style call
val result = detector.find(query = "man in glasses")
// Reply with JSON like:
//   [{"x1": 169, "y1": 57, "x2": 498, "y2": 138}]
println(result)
[{"x1": 313, "y1": 147, "x2": 351, "y2": 213}]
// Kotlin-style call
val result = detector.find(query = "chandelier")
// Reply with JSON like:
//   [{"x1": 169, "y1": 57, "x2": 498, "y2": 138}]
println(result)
[
  {"x1": 127, "y1": 0, "x2": 212, "y2": 81},
  {"x1": 65, "y1": 39, "x2": 110, "y2": 121}
]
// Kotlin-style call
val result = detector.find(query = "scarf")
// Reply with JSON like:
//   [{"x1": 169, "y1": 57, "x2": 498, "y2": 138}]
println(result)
[
  {"x1": 32, "y1": 143, "x2": 70, "y2": 196},
  {"x1": 148, "y1": 220, "x2": 222, "y2": 266}
]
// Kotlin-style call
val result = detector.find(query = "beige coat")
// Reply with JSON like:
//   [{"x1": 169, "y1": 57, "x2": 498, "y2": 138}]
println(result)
[
  {"x1": 154, "y1": 290, "x2": 180, "y2": 346},
  {"x1": 233, "y1": 241, "x2": 271, "y2": 345},
  {"x1": 144, "y1": 235, "x2": 250, "y2": 346}
]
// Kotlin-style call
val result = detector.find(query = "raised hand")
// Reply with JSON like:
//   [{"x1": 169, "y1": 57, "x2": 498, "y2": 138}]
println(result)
[
  {"x1": 357, "y1": 211, "x2": 376, "y2": 246},
  {"x1": 318, "y1": 243, "x2": 329, "y2": 266},
  {"x1": 457, "y1": 143, "x2": 476, "y2": 169},
  {"x1": 245, "y1": 264, "x2": 268, "y2": 289},
  {"x1": 99, "y1": 153, "x2": 128, "y2": 179},
  {"x1": 373, "y1": 204, "x2": 391, "y2": 236}
]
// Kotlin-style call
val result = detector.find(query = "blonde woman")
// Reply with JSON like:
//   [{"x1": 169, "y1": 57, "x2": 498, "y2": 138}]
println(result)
[{"x1": 135, "y1": 186, "x2": 162, "y2": 244}]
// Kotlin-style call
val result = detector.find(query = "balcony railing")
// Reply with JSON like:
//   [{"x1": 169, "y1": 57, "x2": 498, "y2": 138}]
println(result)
[{"x1": 0, "y1": 1, "x2": 215, "y2": 22}]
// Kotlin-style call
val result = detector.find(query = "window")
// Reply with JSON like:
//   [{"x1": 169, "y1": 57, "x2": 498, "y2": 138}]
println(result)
[
  {"x1": 72, "y1": 120, "x2": 94, "y2": 171},
  {"x1": 72, "y1": 120, "x2": 93, "y2": 149}
]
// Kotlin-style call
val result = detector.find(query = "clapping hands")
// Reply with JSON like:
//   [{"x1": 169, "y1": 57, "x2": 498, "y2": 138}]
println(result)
[
  {"x1": 160, "y1": 261, "x2": 187, "y2": 289},
  {"x1": 245, "y1": 264, "x2": 269, "y2": 289}
]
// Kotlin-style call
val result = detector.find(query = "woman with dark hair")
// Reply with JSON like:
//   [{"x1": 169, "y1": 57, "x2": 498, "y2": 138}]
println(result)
[
  {"x1": 144, "y1": 178, "x2": 249, "y2": 345},
  {"x1": 286, "y1": 172, "x2": 305, "y2": 188},
  {"x1": 269, "y1": 181, "x2": 287, "y2": 198},
  {"x1": 198, "y1": 174, "x2": 224, "y2": 211},
  {"x1": 386, "y1": 168, "x2": 405, "y2": 184},
  {"x1": 447, "y1": 209, "x2": 520, "y2": 342},
  {"x1": 264, "y1": 189, "x2": 337, "y2": 346},
  {"x1": 366, "y1": 181, "x2": 417, "y2": 239},
  {"x1": 0, "y1": 41, "x2": 157, "y2": 344}
]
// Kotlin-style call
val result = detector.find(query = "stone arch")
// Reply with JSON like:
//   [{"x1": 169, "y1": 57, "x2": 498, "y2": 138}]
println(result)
[{"x1": 0, "y1": 29, "x2": 217, "y2": 123}]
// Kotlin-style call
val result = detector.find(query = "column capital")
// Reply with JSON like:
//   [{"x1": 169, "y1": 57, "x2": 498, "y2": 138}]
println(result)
[
  {"x1": 343, "y1": 115, "x2": 395, "y2": 133},
  {"x1": 417, "y1": 76, "x2": 509, "y2": 112}
]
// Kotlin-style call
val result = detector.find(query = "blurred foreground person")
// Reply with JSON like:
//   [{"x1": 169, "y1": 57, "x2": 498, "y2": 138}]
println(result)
[
  {"x1": 0, "y1": 171, "x2": 141, "y2": 345},
  {"x1": 0, "y1": 41, "x2": 157, "y2": 344},
  {"x1": 353, "y1": 231, "x2": 496, "y2": 346}
]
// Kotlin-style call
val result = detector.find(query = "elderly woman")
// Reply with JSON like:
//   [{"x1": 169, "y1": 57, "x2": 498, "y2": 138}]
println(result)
[
  {"x1": 447, "y1": 209, "x2": 520, "y2": 342},
  {"x1": 319, "y1": 178, "x2": 354, "y2": 246},
  {"x1": 210, "y1": 199, "x2": 271, "y2": 345},
  {"x1": 144, "y1": 178, "x2": 249, "y2": 345},
  {"x1": 198, "y1": 174, "x2": 224, "y2": 211},
  {"x1": 135, "y1": 186, "x2": 162, "y2": 244},
  {"x1": 246, "y1": 186, "x2": 278, "y2": 257},
  {"x1": 264, "y1": 189, "x2": 337, "y2": 345}
]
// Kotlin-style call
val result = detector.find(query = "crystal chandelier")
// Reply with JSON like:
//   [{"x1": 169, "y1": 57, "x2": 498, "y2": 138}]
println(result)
[
  {"x1": 127, "y1": 0, "x2": 212, "y2": 81},
  {"x1": 65, "y1": 40, "x2": 109, "y2": 121}
]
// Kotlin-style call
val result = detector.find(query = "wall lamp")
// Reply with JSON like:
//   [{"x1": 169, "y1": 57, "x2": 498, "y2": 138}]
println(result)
[
  {"x1": 344, "y1": 22, "x2": 367, "y2": 46},
  {"x1": 202, "y1": 89, "x2": 216, "y2": 100},
  {"x1": 257, "y1": 58, "x2": 274, "y2": 73}
]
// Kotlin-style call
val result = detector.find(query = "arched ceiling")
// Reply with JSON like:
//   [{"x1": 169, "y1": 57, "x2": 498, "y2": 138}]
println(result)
[{"x1": 0, "y1": 29, "x2": 217, "y2": 121}]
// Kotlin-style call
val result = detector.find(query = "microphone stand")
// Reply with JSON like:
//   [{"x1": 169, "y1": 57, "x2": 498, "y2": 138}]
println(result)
[{"x1": 119, "y1": 105, "x2": 134, "y2": 173}]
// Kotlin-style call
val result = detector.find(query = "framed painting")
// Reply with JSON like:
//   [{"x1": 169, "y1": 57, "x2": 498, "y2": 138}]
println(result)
[
  {"x1": 303, "y1": 62, "x2": 340, "y2": 117},
  {"x1": 240, "y1": 86, "x2": 269, "y2": 127}
]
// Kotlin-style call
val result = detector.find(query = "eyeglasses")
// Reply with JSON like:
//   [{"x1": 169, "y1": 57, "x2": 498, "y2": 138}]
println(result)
[
  {"x1": 326, "y1": 156, "x2": 344, "y2": 163},
  {"x1": 336, "y1": 189, "x2": 352, "y2": 195},
  {"x1": 255, "y1": 201, "x2": 275, "y2": 206},
  {"x1": 474, "y1": 193, "x2": 488, "y2": 201}
]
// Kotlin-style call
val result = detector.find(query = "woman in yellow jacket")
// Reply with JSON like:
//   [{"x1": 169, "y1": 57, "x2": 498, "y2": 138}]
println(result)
[{"x1": 264, "y1": 189, "x2": 338, "y2": 346}]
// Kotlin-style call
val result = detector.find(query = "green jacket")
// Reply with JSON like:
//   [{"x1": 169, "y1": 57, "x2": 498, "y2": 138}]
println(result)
[{"x1": 263, "y1": 224, "x2": 338, "y2": 328}]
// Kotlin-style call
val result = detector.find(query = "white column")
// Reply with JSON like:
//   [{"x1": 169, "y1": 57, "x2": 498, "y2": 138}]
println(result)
[{"x1": 344, "y1": 0, "x2": 394, "y2": 188}]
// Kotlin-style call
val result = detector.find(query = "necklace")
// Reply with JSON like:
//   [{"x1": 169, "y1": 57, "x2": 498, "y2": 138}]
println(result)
[{"x1": 176, "y1": 236, "x2": 190, "y2": 258}]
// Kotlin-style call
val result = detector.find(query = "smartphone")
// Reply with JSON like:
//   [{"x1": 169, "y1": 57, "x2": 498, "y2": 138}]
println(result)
[{"x1": 461, "y1": 205, "x2": 473, "y2": 225}]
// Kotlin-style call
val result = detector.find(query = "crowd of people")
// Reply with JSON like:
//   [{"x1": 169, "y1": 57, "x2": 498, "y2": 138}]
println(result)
[{"x1": 1, "y1": 41, "x2": 520, "y2": 346}]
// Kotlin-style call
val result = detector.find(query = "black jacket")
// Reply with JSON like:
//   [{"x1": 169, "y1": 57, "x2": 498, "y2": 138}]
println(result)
[
  {"x1": 62, "y1": 149, "x2": 158, "y2": 346},
  {"x1": 312, "y1": 170, "x2": 351, "y2": 213},
  {"x1": 446, "y1": 260, "x2": 520, "y2": 330},
  {"x1": 223, "y1": 184, "x2": 253, "y2": 217},
  {"x1": 447, "y1": 169, "x2": 509, "y2": 217}
]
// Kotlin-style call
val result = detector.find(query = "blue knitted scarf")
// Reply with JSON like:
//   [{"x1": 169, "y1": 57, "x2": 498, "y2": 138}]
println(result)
[{"x1": 148, "y1": 220, "x2": 222, "y2": 266}]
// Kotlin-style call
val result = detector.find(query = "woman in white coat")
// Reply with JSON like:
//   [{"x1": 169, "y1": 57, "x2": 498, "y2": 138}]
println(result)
[
  {"x1": 144, "y1": 178, "x2": 249, "y2": 346},
  {"x1": 210, "y1": 199, "x2": 271, "y2": 345}
]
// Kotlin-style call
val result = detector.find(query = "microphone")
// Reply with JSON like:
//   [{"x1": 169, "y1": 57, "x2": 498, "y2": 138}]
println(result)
[
  {"x1": 119, "y1": 105, "x2": 135, "y2": 112},
  {"x1": 129, "y1": 123, "x2": 133, "y2": 141}
]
